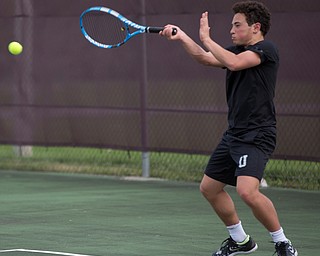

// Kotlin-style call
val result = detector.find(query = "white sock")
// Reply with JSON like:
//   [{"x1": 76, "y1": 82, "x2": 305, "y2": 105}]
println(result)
[
  {"x1": 227, "y1": 221, "x2": 247, "y2": 243},
  {"x1": 270, "y1": 227, "x2": 288, "y2": 243}
]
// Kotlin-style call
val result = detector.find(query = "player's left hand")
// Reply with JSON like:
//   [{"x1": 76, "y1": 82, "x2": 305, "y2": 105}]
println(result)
[{"x1": 199, "y1": 12, "x2": 211, "y2": 43}]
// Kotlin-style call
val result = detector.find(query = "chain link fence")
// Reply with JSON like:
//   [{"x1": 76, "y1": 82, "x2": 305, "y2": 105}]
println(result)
[{"x1": 0, "y1": 0, "x2": 319, "y2": 190}]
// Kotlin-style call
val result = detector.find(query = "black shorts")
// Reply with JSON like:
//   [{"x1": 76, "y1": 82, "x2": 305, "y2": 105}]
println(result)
[{"x1": 204, "y1": 129, "x2": 276, "y2": 186}]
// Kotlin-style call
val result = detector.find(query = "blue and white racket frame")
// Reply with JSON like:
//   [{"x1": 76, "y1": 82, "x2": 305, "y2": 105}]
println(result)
[{"x1": 80, "y1": 6, "x2": 173, "y2": 49}]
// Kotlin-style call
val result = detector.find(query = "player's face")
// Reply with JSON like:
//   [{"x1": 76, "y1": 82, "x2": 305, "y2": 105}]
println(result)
[{"x1": 230, "y1": 13, "x2": 255, "y2": 46}]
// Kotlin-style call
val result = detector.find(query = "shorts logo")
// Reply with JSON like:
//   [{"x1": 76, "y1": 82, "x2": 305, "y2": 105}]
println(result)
[{"x1": 239, "y1": 155, "x2": 248, "y2": 168}]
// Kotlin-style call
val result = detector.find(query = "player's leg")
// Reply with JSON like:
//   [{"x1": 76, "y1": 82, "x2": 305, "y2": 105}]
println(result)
[
  {"x1": 236, "y1": 177, "x2": 298, "y2": 255},
  {"x1": 236, "y1": 175, "x2": 281, "y2": 231},
  {"x1": 201, "y1": 134, "x2": 258, "y2": 255},
  {"x1": 200, "y1": 134, "x2": 240, "y2": 226},
  {"x1": 200, "y1": 175, "x2": 258, "y2": 256},
  {"x1": 233, "y1": 145, "x2": 298, "y2": 255},
  {"x1": 200, "y1": 175, "x2": 239, "y2": 226}
]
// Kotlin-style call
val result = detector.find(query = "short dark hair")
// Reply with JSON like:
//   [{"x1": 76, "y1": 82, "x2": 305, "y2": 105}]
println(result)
[{"x1": 232, "y1": 1, "x2": 271, "y2": 36}]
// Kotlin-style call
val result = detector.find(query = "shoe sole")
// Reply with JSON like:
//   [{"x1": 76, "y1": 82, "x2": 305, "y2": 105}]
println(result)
[{"x1": 228, "y1": 244, "x2": 258, "y2": 256}]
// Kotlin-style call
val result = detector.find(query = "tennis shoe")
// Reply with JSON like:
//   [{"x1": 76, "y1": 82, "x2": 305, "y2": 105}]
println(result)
[
  {"x1": 274, "y1": 240, "x2": 298, "y2": 256},
  {"x1": 212, "y1": 235, "x2": 258, "y2": 256}
]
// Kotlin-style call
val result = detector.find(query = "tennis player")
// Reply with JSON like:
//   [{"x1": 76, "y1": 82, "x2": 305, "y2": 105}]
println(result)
[{"x1": 161, "y1": 1, "x2": 297, "y2": 256}]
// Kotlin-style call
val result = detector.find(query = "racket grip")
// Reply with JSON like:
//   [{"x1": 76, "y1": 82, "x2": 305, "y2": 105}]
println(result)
[
  {"x1": 147, "y1": 27, "x2": 164, "y2": 33},
  {"x1": 147, "y1": 27, "x2": 177, "y2": 35}
]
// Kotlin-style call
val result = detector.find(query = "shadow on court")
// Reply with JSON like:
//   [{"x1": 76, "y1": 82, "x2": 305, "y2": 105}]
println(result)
[{"x1": 0, "y1": 170, "x2": 319, "y2": 256}]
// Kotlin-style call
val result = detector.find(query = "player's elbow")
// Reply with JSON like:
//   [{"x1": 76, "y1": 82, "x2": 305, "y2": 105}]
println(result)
[
  {"x1": 193, "y1": 52, "x2": 219, "y2": 66},
  {"x1": 191, "y1": 55, "x2": 211, "y2": 66},
  {"x1": 226, "y1": 62, "x2": 241, "y2": 71},
  {"x1": 199, "y1": 56, "x2": 224, "y2": 67},
  {"x1": 200, "y1": 60, "x2": 224, "y2": 67},
  {"x1": 224, "y1": 56, "x2": 245, "y2": 71},
  {"x1": 226, "y1": 57, "x2": 261, "y2": 71},
  {"x1": 200, "y1": 59, "x2": 215, "y2": 66}
]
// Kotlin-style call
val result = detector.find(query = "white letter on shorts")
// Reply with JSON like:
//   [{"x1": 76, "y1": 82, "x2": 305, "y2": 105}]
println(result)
[{"x1": 239, "y1": 155, "x2": 248, "y2": 168}]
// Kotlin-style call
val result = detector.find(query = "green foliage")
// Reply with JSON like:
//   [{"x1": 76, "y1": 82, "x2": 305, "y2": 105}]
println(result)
[
  {"x1": 0, "y1": 146, "x2": 319, "y2": 190},
  {"x1": 265, "y1": 160, "x2": 320, "y2": 190}
]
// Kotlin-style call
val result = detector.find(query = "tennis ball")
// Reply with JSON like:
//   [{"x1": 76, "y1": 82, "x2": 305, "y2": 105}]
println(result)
[{"x1": 8, "y1": 41, "x2": 23, "y2": 55}]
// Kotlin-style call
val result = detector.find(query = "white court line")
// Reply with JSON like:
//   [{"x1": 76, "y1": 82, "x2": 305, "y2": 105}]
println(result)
[{"x1": 0, "y1": 249, "x2": 97, "y2": 256}]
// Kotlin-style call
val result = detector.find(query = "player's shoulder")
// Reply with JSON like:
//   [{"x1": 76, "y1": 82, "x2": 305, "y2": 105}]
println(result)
[
  {"x1": 226, "y1": 41, "x2": 279, "y2": 59},
  {"x1": 254, "y1": 40, "x2": 278, "y2": 51},
  {"x1": 225, "y1": 45, "x2": 245, "y2": 54},
  {"x1": 248, "y1": 40, "x2": 279, "y2": 62}
]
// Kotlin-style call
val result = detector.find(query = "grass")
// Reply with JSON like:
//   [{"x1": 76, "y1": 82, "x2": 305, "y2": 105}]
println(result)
[
  {"x1": 265, "y1": 159, "x2": 320, "y2": 190},
  {"x1": 0, "y1": 145, "x2": 319, "y2": 190}
]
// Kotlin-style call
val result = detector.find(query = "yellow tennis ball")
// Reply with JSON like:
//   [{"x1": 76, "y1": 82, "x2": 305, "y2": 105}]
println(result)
[{"x1": 8, "y1": 41, "x2": 23, "y2": 55}]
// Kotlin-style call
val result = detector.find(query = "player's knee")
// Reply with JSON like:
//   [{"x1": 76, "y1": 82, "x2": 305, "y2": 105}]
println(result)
[
  {"x1": 199, "y1": 180, "x2": 216, "y2": 200},
  {"x1": 236, "y1": 186, "x2": 258, "y2": 206},
  {"x1": 236, "y1": 176, "x2": 261, "y2": 206},
  {"x1": 199, "y1": 181, "x2": 209, "y2": 198},
  {"x1": 200, "y1": 175, "x2": 226, "y2": 202},
  {"x1": 237, "y1": 188, "x2": 251, "y2": 202},
  {"x1": 199, "y1": 179, "x2": 221, "y2": 200}
]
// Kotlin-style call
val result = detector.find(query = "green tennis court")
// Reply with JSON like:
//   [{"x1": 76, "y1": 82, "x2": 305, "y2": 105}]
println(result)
[{"x1": 0, "y1": 170, "x2": 319, "y2": 256}]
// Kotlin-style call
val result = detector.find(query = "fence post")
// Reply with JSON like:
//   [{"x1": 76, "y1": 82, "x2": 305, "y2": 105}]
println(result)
[
  {"x1": 140, "y1": 0, "x2": 150, "y2": 177},
  {"x1": 12, "y1": 0, "x2": 34, "y2": 158},
  {"x1": 142, "y1": 152, "x2": 150, "y2": 177},
  {"x1": 13, "y1": 146, "x2": 33, "y2": 157}
]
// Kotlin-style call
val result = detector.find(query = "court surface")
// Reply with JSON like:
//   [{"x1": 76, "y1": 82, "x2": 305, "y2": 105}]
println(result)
[{"x1": 0, "y1": 170, "x2": 319, "y2": 255}]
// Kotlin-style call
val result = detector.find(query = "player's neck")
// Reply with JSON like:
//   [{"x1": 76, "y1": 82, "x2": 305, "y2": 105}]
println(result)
[{"x1": 245, "y1": 34, "x2": 265, "y2": 46}]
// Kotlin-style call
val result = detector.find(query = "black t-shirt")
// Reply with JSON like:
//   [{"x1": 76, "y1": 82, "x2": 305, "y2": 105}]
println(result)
[{"x1": 225, "y1": 40, "x2": 279, "y2": 137}]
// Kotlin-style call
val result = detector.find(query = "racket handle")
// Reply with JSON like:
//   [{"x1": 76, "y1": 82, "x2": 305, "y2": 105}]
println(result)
[{"x1": 147, "y1": 27, "x2": 177, "y2": 35}]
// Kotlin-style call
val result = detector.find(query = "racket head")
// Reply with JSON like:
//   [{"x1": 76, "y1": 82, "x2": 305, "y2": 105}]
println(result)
[{"x1": 80, "y1": 7, "x2": 147, "y2": 48}]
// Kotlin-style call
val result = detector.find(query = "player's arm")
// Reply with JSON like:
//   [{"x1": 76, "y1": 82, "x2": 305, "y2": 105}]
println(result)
[
  {"x1": 203, "y1": 40, "x2": 261, "y2": 71},
  {"x1": 160, "y1": 25, "x2": 224, "y2": 67},
  {"x1": 199, "y1": 12, "x2": 261, "y2": 71}
]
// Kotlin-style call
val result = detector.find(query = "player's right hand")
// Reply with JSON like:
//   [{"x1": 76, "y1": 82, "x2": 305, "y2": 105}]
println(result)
[{"x1": 160, "y1": 25, "x2": 180, "y2": 40}]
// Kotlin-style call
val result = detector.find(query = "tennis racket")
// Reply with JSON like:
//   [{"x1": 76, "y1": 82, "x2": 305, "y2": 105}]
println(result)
[{"x1": 80, "y1": 7, "x2": 177, "y2": 49}]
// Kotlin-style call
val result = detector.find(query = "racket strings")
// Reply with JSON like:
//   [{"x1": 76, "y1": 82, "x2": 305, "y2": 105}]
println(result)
[{"x1": 82, "y1": 11, "x2": 127, "y2": 47}]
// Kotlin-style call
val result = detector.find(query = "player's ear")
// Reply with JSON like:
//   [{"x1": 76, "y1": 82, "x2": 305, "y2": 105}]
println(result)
[{"x1": 253, "y1": 22, "x2": 261, "y2": 34}]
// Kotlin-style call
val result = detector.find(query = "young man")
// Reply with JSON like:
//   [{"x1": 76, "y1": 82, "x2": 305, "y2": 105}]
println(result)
[{"x1": 160, "y1": 1, "x2": 298, "y2": 256}]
